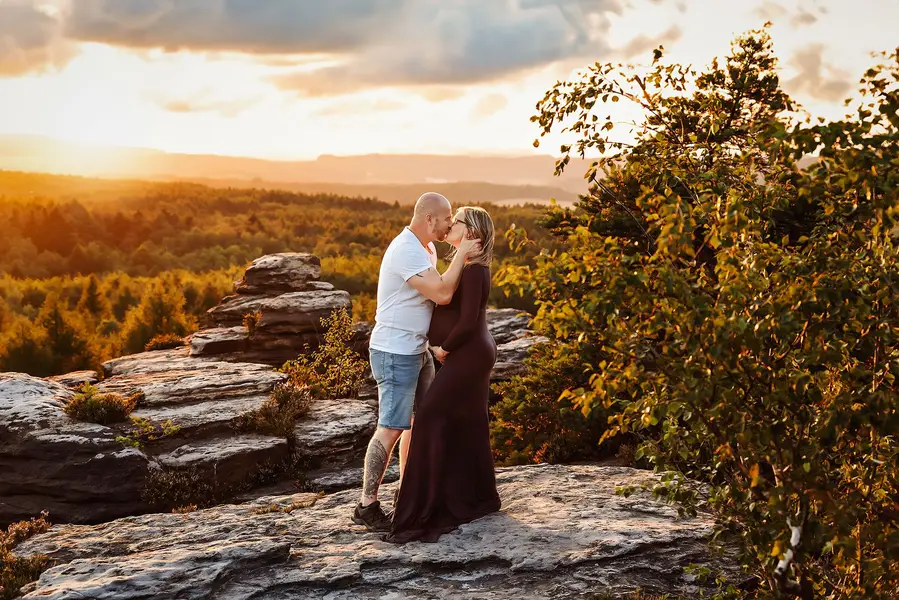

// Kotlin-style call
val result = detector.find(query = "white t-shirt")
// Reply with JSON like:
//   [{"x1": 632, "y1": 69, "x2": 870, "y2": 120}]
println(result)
[{"x1": 369, "y1": 228, "x2": 439, "y2": 355}]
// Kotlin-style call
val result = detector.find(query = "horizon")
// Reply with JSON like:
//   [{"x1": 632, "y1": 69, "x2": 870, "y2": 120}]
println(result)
[{"x1": 0, "y1": 1, "x2": 897, "y2": 167}]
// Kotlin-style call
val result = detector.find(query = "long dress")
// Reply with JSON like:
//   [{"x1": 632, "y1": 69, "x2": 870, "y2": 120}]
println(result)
[{"x1": 386, "y1": 264, "x2": 501, "y2": 543}]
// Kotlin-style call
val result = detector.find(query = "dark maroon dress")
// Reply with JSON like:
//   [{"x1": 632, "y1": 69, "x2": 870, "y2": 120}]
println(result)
[{"x1": 386, "y1": 264, "x2": 501, "y2": 543}]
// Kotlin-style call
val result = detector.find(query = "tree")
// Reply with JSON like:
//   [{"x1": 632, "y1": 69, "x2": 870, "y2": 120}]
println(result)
[
  {"x1": 120, "y1": 282, "x2": 195, "y2": 355},
  {"x1": 76, "y1": 275, "x2": 109, "y2": 318},
  {"x1": 499, "y1": 29, "x2": 898, "y2": 598},
  {"x1": 37, "y1": 293, "x2": 96, "y2": 373}
]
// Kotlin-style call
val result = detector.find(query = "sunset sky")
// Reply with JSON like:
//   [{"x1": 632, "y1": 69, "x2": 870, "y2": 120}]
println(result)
[{"x1": 0, "y1": 0, "x2": 896, "y2": 160}]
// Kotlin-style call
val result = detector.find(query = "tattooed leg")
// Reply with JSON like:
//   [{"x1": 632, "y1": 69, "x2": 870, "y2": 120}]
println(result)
[{"x1": 360, "y1": 429, "x2": 400, "y2": 506}]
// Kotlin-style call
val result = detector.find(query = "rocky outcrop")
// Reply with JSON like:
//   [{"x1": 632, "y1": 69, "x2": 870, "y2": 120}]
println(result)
[
  {"x1": 1, "y1": 348, "x2": 378, "y2": 526},
  {"x1": 191, "y1": 253, "x2": 352, "y2": 366},
  {"x1": 15, "y1": 465, "x2": 737, "y2": 599},
  {"x1": 0, "y1": 373, "x2": 157, "y2": 527}
]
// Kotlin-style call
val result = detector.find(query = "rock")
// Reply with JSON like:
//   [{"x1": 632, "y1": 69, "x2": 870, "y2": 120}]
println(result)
[
  {"x1": 187, "y1": 326, "x2": 249, "y2": 357},
  {"x1": 492, "y1": 335, "x2": 549, "y2": 382},
  {"x1": 486, "y1": 308, "x2": 533, "y2": 344},
  {"x1": 157, "y1": 434, "x2": 289, "y2": 488},
  {"x1": 293, "y1": 398, "x2": 376, "y2": 467},
  {"x1": 307, "y1": 463, "x2": 399, "y2": 492},
  {"x1": 16, "y1": 465, "x2": 737, "y2": 599},
  {"x1": 0, "y1": 373, "x2": 157, "y2": 527},
  {"x1": 234, "y1": 253, "x2": 322, "y2": 295},
  {"x1": 206, "y1": 290, "x2": 351, "y2": 331},
  {"x1": 190, "y1": 254, "x2": 354, "y2": 366},
  {"x1": 46, "y1": 370, "x2": 100, "y2": 388}
]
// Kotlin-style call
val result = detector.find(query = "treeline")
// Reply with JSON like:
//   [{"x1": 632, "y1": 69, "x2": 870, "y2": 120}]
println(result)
[{"x1": 0, "y1": 172, "x2": 557, "y2": 375}]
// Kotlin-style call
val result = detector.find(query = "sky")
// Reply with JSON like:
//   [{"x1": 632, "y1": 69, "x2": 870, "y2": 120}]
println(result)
[{"x1": 0, "y1": 0, "x2": 896, "y2": 160}]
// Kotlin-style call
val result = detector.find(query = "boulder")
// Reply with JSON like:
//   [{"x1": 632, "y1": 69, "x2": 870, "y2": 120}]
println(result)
[
  {"x1": 16, "y1": 465, "x2": 737, "y2": 599},
  {"x1": 0, "y1": 373, "x2": 157, "y2": 527},
  {"x1": 191, "y1": 254, "x2": 352, "y2": 366},
  {"x1": 46, "y1": 370, "x2": 100, "y2": 388}
]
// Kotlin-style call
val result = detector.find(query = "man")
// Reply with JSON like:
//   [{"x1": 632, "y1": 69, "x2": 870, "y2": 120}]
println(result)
[{"x1": 352, "y1": 192, "x2": 480, "y2": 531}]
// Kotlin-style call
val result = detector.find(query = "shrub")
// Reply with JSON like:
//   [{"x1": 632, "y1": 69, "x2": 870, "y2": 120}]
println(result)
[
  {"x1": 281, "y1": 306, "x2": 366, "y2": 399},
  {"x1": 0, "y1": 513, "x2": 51, "y2": 600},
  {"x1": 144, "y1": 333, "x2": 186, "y2": 352},
  {"x1": 115, "y1": 416, "x2": 180, "y2": 448},
  {"x1": 65, "y1": 383, "x2": 141, "y2": 425},
  {"x1": 507, "y1": 28, "x2": 899, "y2": 598},
  {"x1": 490, "y1": 342, "x2": 609, "y2": 465},
  {"x1": 242, "y1": 311, "x2": 261, "y2": 337},
  {"x1": 232, "y1": 381, "x2": 313, "y2": 441}
]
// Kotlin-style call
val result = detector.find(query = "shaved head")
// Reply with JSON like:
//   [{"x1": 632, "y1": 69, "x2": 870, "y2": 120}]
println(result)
[
  {"x1": 409, "y1": 191, "x2": 453, "y2": 243},
  {"x1": 413, "y1": 192, "x2": 450, "y2": 219}
]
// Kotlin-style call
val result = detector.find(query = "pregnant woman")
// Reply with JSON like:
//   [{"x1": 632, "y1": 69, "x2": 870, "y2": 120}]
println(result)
[{"x1": 386, "y1": 206, "x2": 502, "y2": 544}]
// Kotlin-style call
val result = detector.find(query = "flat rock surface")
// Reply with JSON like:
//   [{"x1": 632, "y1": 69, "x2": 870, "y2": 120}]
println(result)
[
  {"x1": 294, "y1": 398, "x2": 377, "y2": 464},
  {"x1": 46, "y1": 370, "x2": 100, "y2": 388},
  {"x1": 16, "y1": 465, "x2": 733, "y2": 599}
]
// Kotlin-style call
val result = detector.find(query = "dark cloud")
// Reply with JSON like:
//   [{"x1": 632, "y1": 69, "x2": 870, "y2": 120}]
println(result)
[
  {"x1": 65, "y1": 0, "x2": 407, "y2": 53},
  {"x1": 0, "y1": 2, "x2": 73, "y2": 76},
  {"x1": 270, "y1": 0, "x2": 622, "y2": 95},
  {"x1": 786, "y1": 45, "x2": 852, "y2": 102}
]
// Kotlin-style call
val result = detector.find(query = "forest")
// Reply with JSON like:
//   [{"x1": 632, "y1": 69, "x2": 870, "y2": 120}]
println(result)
[{"x1": 0, "y1": 172, "x2": 556, "y2": 376}]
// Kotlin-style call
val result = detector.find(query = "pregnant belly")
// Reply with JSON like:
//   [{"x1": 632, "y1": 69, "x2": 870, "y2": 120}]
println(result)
[{"x1": 427, "y1": 306, "x2": 458, "y2": 347}]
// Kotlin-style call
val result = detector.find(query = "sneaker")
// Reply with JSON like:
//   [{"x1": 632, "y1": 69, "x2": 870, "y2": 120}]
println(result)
[{"x1": 352, "y1": 501, "x2": 392, "y2": 532}]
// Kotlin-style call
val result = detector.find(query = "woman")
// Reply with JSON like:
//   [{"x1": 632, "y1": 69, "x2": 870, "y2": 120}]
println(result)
[{"x1": 385, "y1": 206, "x2": 502, "y2": 544}]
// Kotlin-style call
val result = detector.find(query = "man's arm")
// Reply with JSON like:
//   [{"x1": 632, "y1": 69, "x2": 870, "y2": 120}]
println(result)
[{"x1": 408, "y1": 238, "x2": 479, "y2": 305}]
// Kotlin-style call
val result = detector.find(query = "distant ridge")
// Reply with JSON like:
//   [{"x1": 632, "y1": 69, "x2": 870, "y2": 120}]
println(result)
[{"x1": 0, "y1": 135, "x2": 590, "y2": 193}]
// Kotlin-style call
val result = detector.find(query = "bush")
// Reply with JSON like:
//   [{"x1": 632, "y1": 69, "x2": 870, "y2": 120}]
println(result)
[
  {"x1": 64, "y1": 383, "x2": 141, "y2": 425},
  {"x1": 242, "y1": 311, "x2": 261, "y2": 337},
  {"x1": 0, "y1": 513, "x2": 51, "y2": 600},
  {"x1": 144, "y1": 333, "x2": 186, "y2": 352},
  {"x1": 506, "y1": 29, "x2": 899, "y2": 598},
  {"x1": 233, "y1": 381, "x2": 313, "y2": 441},
  {"x1": 115, "y1": 416, "x2": 180, "y2": 448},
  {"x1": 491, "y1": 342, "x2": 609, "y2": 465},
  {"x1": 281, "y1": 306, "x2": 366, "y2": 399}
]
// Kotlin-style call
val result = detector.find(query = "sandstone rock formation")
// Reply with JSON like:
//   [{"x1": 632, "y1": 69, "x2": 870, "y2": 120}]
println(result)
[
  {"x1": 0, "y1": 373, "x2": 157, "y2": 526},
  {"x1": 190, "y1": 253, "x2": 352, "y2": 366},
  {"x1": 1, "y1": 352, "x2": 378, "y2": 526},
  {"x1": 15, "y1": 465, "x2": 736, "y2": 599}
]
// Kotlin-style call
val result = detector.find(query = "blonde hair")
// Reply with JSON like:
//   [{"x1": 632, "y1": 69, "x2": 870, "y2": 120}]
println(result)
[{"x1": 451, "y1": 206, "x2": 495, "y2": 268}]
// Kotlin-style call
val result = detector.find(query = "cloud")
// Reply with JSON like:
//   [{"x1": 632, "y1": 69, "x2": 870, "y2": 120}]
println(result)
[
  {"x1": 471, "y1": 93, "x2": 509, "y2": 119},
  {"x1": 269, "y1": 0, "x2": 622, "y2": 95},
  {"x1": 616, "y1": 24, "x2": 682, "y2": 60},
  {"x1": 785, "y1": 44, "x2": 852, "y2": 102},
  {"x1": 754, "y1": 1, "x2": 820, "y2": 28},
  {"x1": 160, "y1": 97, "x2": 259, "y2": 117},
  {"x1": 65, "y1": 0, "x2": 407, "y2": 54},
  {"x1": 0, "y1": 1, "x2": 75, "y2": 76}
]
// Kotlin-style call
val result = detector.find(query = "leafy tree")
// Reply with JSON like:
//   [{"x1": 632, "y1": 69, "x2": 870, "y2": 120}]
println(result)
[
  {"x1": 500, "y1": 29, "x2": 898, "y2": 598},
  {"x1": 37, "y1": 293, "x2": 96, "y2": 373},
  {"x1": 75, "y1": 275, "x2": 109, "y2": 317},
  {"x1": 120, "y1": 282, "x2": 195, "y2": 355}
]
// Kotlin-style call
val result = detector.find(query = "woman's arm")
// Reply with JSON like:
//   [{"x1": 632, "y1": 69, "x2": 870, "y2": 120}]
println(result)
[{"x1": 440, "y1": 266, "x2": 487, "y2": 353}]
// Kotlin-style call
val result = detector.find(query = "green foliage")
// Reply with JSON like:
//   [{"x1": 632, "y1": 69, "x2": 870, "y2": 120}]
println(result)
[
  {"x1": 115, "y1": 416, "x2": 181, "y2": 448},
  {"x1": 232, "y1": 381, "x2": 313, "y2": 440},
  {"x1": 281, "y1": 306, "x2": 367, "y2": 399},
  {"x1": 491, "y1": 342, "x2": 609, "y2": 465},
  {"x1": 505, "y1": 29, "x2": 898, "y2": 598},
  {"x1": 0, "y1": 512, "x2": 51, "y2": 600},
  {"x1": 64, "y1": 383, "x2": 141, "y2": 425},
  {"x1": 120, "y1": 281, "x2": 195, "y2": 355},
  {"x1": 144, "y1": 333, "x2": 186, "y2": 352}
]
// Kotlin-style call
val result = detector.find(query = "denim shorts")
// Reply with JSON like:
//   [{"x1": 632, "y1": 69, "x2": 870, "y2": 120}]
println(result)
[{"x1": 370, "y1": 348, "x2": 435, "y2": 430}]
